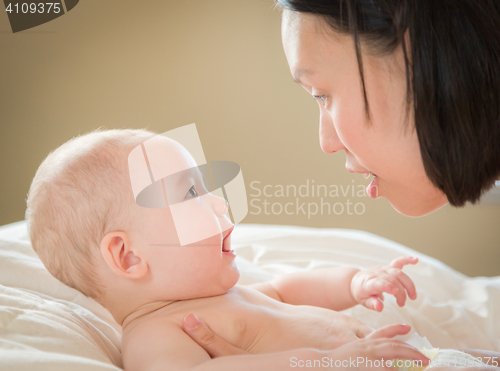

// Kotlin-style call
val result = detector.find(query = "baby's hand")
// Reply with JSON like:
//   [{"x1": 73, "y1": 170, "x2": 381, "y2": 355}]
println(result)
[{"x1": 350, "y1": 256, "x2": 418, "y2": 312}]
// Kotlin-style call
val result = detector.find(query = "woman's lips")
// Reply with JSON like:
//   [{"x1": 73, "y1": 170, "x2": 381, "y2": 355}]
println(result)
[
  {"x1": 366, "y1": 174, "x2": 379, "y2": 198},
  {"x1": 347, "y1": 170, "x2": 380, "y2": 198}
]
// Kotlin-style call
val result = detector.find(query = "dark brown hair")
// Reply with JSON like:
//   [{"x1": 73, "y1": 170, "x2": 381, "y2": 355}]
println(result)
[{"x1": 277, "y1": 0, "x2": 500, "y2": 207}]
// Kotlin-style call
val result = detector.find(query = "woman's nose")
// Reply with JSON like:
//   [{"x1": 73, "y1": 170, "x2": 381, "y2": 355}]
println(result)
[{"x1": 319, "y1": 109, "x2": 343, "y2": 154}]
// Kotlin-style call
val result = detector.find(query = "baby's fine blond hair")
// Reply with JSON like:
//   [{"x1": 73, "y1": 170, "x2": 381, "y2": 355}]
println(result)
[{"x1": 26, "y1": 128, "x2": 155, "y2": 300}]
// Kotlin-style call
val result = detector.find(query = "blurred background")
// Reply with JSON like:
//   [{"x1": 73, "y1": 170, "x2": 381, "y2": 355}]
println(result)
[{"x1": 1, "y1": 0, "x2": 499, "y2": 277}]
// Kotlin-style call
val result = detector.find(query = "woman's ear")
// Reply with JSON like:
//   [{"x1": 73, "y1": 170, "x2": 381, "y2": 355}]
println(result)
[{"x1": 100, "y1": 231, "x2": 148, "y2": 279}]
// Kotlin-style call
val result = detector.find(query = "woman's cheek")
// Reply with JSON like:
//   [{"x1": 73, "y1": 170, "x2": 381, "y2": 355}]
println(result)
[{"x1": 330, "y1": 105, "x2": 365, "y2": 154}]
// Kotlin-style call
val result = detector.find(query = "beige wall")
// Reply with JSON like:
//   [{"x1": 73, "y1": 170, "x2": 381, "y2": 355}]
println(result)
[{"x1": 1, "y1": 0, "x2": 499, "y2": 277}]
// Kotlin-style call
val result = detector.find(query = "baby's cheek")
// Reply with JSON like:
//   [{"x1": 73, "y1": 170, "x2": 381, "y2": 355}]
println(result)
[{"x1": 169, "y1": 198, "x2": 221, "y2": 246}]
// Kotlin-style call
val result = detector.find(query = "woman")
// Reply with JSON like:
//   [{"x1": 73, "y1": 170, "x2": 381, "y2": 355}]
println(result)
[{"x1": 181, "y1": 0, "x2": 500, "y2": 365}]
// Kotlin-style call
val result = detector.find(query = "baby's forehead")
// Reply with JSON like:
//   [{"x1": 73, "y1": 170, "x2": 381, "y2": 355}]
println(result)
[
  {"x1": 142, "y1": 136, "x2": 198, "y2": 175},
  {"x1": 128, "y1": 136, "x2": 200, "y2": 200}
]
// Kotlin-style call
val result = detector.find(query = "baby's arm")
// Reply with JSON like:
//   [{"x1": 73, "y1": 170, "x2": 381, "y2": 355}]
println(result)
[
  {"x1": 250, "y1": 256, "x2": 418, "y2": 312},
  {"x1": 250, "y1": 266, "x2": 360, "y2": 311}
]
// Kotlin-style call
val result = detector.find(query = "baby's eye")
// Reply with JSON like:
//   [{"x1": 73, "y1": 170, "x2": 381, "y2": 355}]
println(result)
[
  {"x1": 186, "y1": 186, "x2": 198, "y2": 198},
  {"x1": 313, "y1": 95, "x2": 328, "y2": 106}
]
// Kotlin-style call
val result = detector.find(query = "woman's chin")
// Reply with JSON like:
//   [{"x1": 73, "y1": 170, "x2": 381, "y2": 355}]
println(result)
[{"x1": 388, "y1": 193, "x2": 449, "y2": 217}]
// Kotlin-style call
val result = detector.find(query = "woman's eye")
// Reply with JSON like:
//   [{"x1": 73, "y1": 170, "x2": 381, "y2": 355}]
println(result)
[
  {"x1": 313, "y1": 95, "x2": 328, "y2": 105},
  {"x1": 186, "y1": 186, "x2": 198, "y2": 198}
]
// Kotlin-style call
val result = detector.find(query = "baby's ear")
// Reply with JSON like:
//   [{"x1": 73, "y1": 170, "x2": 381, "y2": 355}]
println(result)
[{"x1": 100, "y1": 231, "x2": 148, "y2": 279}]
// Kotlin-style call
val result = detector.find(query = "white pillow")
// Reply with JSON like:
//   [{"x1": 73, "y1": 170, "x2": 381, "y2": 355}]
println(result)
[{"x1": 0, "y1": 221, "x2": 122, "y2": 370}]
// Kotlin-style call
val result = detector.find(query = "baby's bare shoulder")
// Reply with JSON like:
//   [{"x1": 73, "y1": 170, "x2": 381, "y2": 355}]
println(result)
[
  {"x1": 122, "y1": 314, "x2": 210, "y2": 371},
  {"x1": 122, "y1": 314, "x2": 178, "y2": 358}
]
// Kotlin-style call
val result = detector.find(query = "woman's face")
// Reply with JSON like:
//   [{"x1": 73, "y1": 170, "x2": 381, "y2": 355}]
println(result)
[{"x1": 281, "y1": 10, "x2": 448, "y2": 217}]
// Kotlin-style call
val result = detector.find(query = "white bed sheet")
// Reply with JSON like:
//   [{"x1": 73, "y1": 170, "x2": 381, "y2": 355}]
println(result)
[{"x1": 0, "y1": 221, "x2": 498, "y2": 370}]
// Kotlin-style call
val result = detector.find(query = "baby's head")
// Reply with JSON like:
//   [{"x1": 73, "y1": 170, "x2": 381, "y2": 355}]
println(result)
[{"x1": 26, "y1": 129, "x2": 239, "y2": 322}]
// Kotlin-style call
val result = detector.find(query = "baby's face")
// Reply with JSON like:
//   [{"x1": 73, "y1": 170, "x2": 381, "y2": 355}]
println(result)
[{"x1": 128, "y1": 137, "x2": 239, "y2": 300}]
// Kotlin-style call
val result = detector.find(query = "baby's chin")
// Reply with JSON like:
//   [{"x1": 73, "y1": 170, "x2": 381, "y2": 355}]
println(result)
[
  {"x1": 166, "y1": 272, "x2": 239, "y2": 302},
  {"x1": 197, "y1": 267, "x2": 240, "y2": 298}
]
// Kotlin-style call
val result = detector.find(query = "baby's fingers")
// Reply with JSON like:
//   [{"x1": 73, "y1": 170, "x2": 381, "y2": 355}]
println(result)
[
  {"x1": 390, "y1": 256, "x2": 418, "y2": 270},
  {"x1": 377, "y1": 276, "x2": 407, "y2": 307},
  {"x1": 367, "y1": 277, "x2": 403, "y2": 301},
  {"x1": 365, "y1": 295, "x2": 384, "y2": 312},
  {"x1": 389, "y1": 268, "x2": 417, "y2": 300},
  {"x1": 388, "y1": 277, "x2": 408, "y2": 307}
]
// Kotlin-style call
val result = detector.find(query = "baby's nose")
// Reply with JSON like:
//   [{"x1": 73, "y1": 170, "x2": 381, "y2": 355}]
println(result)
[{"x1": 213, "y1": 196, "x2": 228, "y2": 216}]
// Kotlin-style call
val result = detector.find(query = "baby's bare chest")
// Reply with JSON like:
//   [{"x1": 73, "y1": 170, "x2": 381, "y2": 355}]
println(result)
[{"x1": 167, "y1": 287, "x2": 371, "y2": 354}]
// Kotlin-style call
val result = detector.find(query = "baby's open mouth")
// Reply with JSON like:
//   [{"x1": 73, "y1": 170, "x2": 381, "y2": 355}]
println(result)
[{"x1": 222, "y1": 227, "x2": 234, "y2": 252}]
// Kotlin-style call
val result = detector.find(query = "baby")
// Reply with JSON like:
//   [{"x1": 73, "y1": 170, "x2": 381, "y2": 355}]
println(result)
[{"x1": 26, "y1": 129, "x2": 498, "y2": 371}]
